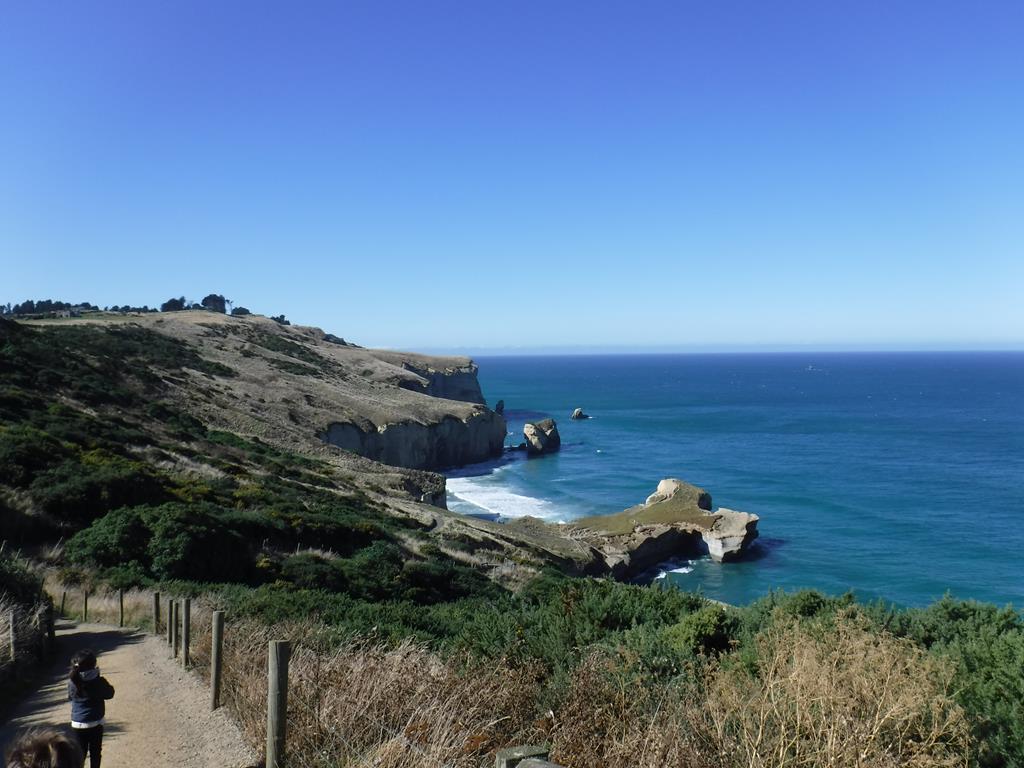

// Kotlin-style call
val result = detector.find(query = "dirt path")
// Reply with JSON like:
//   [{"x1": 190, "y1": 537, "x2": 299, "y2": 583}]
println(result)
[{"x1": 0, "y1": 621, "x2": 257, "y2": 768}]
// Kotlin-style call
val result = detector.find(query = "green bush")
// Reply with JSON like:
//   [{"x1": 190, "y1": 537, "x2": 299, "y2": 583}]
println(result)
[
  {"x1": 878, "y1": 597, "x2": 1024, "y2": 767},
  {"x1": 146, "y1": 504, "x2": 249, "y2": 582},
  {"x1": 339, "y1": 542, "x2": 404, "y2": 601},
  {"x1": 281, "y1": 554, "x2": 346, "y2": 592},
  {"x1": 30, "y1": 454, "x2": 167, "y2": 524},
  {"x1": 660, "y1": 604, "x2": 736, "y2": 656},
  {"x1": 0, "y1": 425, "x2": 69, "y2": 486},
  {"x1": 66, "y1": 506, "x2": 151, "y2": 569},
  {"x1": 68, "y1": 503, "x2": 252, "y2": 584}
]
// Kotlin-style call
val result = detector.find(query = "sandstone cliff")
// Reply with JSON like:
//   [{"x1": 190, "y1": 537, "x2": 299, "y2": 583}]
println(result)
[
  {"x1": 320, "y1": 410, "x2": 505, "y2": 471},
  {"x1": 31, "y1": 312, "x2": 505, "y2": 487},
  {"x1": 369, "y1": 352, "x2": 488, "y2": 404}
]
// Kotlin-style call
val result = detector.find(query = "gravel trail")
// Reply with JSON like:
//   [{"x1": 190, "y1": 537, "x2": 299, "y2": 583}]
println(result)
[{"x1": 0, "y1": 621, "x2": 257, "y2": 768}]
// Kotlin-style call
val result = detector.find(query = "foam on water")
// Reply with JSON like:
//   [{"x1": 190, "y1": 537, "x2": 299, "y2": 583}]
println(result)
[
  {"x1": 652, "y1": 560, "x2": 696, "y2": 581},
  {"x1": 447, "y1": 474, "x2": 564, "y2": 521}
]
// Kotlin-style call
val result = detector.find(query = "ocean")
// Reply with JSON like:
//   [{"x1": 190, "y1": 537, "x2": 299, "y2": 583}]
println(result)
[{"x1": 446, "y1": 352, "x2": 1024, "y2": 608}]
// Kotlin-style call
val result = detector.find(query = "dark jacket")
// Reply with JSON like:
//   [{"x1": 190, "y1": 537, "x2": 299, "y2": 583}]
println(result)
[{"x1": 68, "y1": 675, "x2": 115, "y2": 724}]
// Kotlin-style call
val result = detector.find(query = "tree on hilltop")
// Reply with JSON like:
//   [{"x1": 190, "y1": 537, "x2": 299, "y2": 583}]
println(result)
[
  {"x1": 230, "y1": 306, "x2": 251, "y2": 316},
  {"x1": 201, "y1": 294, "x2": 228, "y2": 314},
  {"x1": 160, "y1": 296, "x2": 186, "y2": 312}
]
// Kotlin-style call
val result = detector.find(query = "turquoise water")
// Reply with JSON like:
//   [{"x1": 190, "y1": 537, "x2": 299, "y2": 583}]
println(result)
[{"x1": 446, "y1": 353, "x2": 1024, "y2": 607}]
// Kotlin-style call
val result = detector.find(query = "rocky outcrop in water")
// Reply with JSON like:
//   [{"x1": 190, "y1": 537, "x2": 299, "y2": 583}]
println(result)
[
  {"x1": 524, "y1": 418, "x2": 561, "y2": 455},
  {"x1": 571, "y1": 478, "x2": 759, "y2": 578},
  {"x1": 701, "y1": 508, "x2": 759, "y2": 562},
  {"x1": 571, "y1": 407, "x2": 589, "y2": 420}
]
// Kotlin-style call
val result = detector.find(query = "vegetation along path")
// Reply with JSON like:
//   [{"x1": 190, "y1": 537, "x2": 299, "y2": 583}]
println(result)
[{"x1": 0, "y1": 620, "x2": 256, "y2": 768}]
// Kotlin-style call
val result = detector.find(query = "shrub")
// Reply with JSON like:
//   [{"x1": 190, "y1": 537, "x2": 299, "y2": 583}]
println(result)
[
  {"x1": 0, "y1": 425, "x2": 69, "y2": 486},
  {"x1": 146, "y1": 504, "x2": 249, "y2": 582},
  {"x1": 68, "y1": 503, "x2": 251, "y2": 583},
  {"x1": 29, "y1": 454, "x2": 167, "y2": 524},
  {"x1": 704, "y1": 612, "x2": 971, "y2": 768},
  {"x1": 66, "y1": 506, "x2": 151, "y2": 569},
  {"x1": 281, "y1": 554, "x2": 346, "y2": 592},
  {"x1": 660, "y1": 604, "x2": 736, "y2": 656}
]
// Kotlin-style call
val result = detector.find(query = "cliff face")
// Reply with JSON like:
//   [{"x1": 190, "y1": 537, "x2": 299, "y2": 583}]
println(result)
[
  {"x1": 398, "y1": 362, "x2": 487, "y2": 404},
  {"x1": 321, "y1": 409, "x2": 506, "y2": 471},
  {"x1": 367, "y1": 351, "x2": 490, "y2": 405}
]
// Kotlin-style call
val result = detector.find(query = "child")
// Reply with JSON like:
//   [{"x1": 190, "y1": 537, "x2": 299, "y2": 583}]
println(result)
[
  {"x1": 4, "y1": 728, "x2": 82, "y2": 768},
  {"x1": 67, "y1": 650, "x2": 115, "y2": 768}
]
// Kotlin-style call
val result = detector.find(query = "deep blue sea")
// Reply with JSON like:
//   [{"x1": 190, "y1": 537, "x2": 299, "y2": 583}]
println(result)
[{"x1": 446, "y1": 353, "x2": 1024, "y2": 608}]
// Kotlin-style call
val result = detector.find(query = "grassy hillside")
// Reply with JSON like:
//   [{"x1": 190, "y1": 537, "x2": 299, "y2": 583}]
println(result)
[
  {"x1": 2, "y1": 314, "x2": 1023, "y2": 767},
  {"x1": 0, "y1": 316, "x2": 499, "y2": 602}
]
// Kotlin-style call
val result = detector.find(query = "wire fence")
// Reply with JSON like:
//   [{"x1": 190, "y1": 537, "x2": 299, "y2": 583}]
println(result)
[
  {"x1": 0, "y1": 595, "x2": 53, "y2": 683},
  {"x1": 45, "y1": 583, "x2": 554, "y2": 768}
]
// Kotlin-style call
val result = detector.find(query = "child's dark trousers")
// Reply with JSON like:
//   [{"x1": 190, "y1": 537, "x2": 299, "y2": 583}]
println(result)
[{"x1": 73, "y1": 724, "x2": 103, "y2": 768}]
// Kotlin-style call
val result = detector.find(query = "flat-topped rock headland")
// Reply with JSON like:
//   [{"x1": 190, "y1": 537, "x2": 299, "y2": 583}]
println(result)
[{"x1": 569, "y1": 478, "x2": 759, "y2": 579}]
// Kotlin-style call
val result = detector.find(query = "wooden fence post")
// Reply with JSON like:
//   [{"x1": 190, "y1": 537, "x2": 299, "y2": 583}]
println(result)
[
  {"x1": 171, "y1": 601, "x2": 180, "y2": 658},
  {"x1": 495, "y1": 746, "x2": 554, "y2": 768},
  {"x1": 33, "y1": 608, "x2": 43, "y2": 659},
  {"x1": 210, "y1": 611, "x2": 224, "y2": 710},
  {"x1": 83, "y1": 591, "x2": 89, "y2": 623},
  {"x1": 59, "y1": 591, "x2": 67, "y2": 616},
  {"x1": 166, "y1": 598, "x2": 173, "y2": 646},
  {"x1": 182, "y1": 599, "x2": 191, "y2": 667},
  {"x1": 45, "y1": 604, "x2": 54, "y2": 656},
  {"x1": 153, "y1": 592, "x2": 161, "y2": 635},
  {"x1": 118, "y1": 589, "x2": 125, "y2": 628},
  {"x1": 266, "y1": 640, "x2": 290, "y2": 768}
]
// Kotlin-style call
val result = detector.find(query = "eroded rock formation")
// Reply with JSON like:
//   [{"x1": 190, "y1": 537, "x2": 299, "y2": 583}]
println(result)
[
  {"x1": 571, "y1": 478, "x2": 759, "y2": 578},
  {"x1": 524, "y1": 418, "x2": 561, "y2": 455}
]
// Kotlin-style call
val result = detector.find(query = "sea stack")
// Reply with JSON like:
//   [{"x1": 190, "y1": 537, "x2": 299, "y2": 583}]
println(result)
[
  {"x1": 571, "y1": 407, "x2": 589, "y2": 420},
  {"x1": 524, "y1": 418, "x2": 561, "y2": 455}
]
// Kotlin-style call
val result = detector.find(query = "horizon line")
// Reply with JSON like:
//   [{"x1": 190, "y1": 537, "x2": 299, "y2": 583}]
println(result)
[{"x1": 402, "y1": 343, "x2": 1024, "y2": 357}]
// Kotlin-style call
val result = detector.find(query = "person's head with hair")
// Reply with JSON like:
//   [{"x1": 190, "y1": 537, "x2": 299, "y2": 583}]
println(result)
[
  {"x1": 68, "y1": 649, "x2": 97, "y2": 695},
  {"x1": 4, "y1": 728, "x2": 82, "y2": 768}
]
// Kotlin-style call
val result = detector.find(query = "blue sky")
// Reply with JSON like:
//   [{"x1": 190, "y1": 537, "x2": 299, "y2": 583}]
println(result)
[{"x1": 2, "y1": 1, "x2": 1022, "y2": 351}]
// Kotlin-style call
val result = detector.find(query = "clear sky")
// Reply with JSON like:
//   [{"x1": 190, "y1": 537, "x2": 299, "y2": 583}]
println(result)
[{"x1": 2, "y1": 1, "x2": 1022, "y2": 351}]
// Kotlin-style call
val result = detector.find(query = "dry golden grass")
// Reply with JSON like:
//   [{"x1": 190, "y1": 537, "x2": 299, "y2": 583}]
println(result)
[
  {"x1": 0, "y1": 594, "x2": 50, "y2": 673},
  {"x1": 549, "y1": 651, "x2": 720, "y2": 768},
  {"x1": 183, "y1": 610, "x2": 970, "y2": 768},
  {"x1": 702, "y1": 613, "x2": 971, "y2": 768},
  {"x1": 45, "y1": 575, "x2": 154, "y2": 630},
  {"x1": 548, "y1": 613, "x2": 970, "y2": 768},
  {"x1": 189, "y1": 616, "x2": 544, "y2": 768}
]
